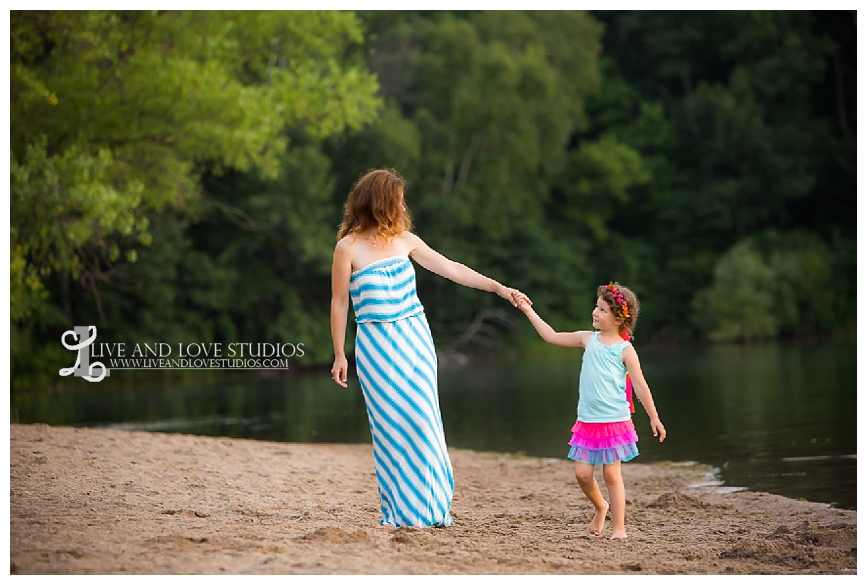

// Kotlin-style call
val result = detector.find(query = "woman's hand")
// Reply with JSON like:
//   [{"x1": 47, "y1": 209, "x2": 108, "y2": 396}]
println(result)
[
  {"x1": 498, "y1": 286, "x2": 531, "y2": 308},
  {"x1": 331, "y1": 356, "x2": 348, "y2": 388}
]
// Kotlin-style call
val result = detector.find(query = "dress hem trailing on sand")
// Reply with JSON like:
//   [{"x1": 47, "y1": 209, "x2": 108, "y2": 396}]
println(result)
[{"x1": 350, "y1": 257, "x2": 454, "y2": 527}]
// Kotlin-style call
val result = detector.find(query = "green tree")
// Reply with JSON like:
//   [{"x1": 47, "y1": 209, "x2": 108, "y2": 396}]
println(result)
[
  {"x1": 587, "y1": 10, "x2": 854, "y2": 339},
  {"x1": 11, "y1": 11, "x2": 856, "y2": 389},
  {"x1": 11, "y1": 10, "x2": 381, "y2": 324},
  {"x1": 11, "y1": 10, "x2": 381, "y2": 385},
  {"x1": 342, "y1": 11, "x2": 610, "y2": 337},
  {"x1": 692, "y1": 231, "x2": 835, "y2": 341}
]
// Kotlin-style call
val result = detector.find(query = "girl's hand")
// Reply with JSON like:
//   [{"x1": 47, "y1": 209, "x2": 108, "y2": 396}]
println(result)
[
  {"x1": 496, "y1": 285, "x2": 526, "y2": 307},
  {"x1": 512, "y1": 289, "x2": 531, "y2": 307},
  {"x1": 650, "y1": 417, "x2": 666, "y2": 442},
  {"x1": 516, "y1": 295, "x2": 533, "y2": 313},
  {"x1": 502, "y1": 287, "x2": 531, "y2": 308},
  {"x1": 331, "y1": 356, "x2": 348, "y2": 388}
]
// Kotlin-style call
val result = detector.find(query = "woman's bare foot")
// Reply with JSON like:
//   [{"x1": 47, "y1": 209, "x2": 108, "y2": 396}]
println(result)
[
  {"x1": 589, "y1": 501, "x2": 609, "y2": 536},
  {"x1": 610, "y1": 529, "x2": 628, "y2": 540}
]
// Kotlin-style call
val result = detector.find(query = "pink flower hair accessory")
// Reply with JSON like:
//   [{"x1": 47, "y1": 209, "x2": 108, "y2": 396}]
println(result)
[{"x1": 605, "y1": 282, "x2": 634, "y2": 342}]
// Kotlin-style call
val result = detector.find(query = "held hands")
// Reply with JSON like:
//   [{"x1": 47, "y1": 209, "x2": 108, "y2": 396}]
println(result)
[
  {"x1": 515, "y1": 294, "x2": 533, "y2": 313},
  {"x1": 500, "y1": 286, "x2": 532, "y2": 309},
  {"x1": 511, "y1": 289, "x2": 532, "y2": 313},
  {"x1": 331, "y1": 356, "x2": 348, "y2": 388},
  {"x1": 650, "y1": 417, "x2": 667, "y2": 442}
]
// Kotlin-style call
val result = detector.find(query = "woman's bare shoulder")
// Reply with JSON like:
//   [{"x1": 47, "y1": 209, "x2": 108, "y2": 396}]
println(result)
[
  {"x1": 397, "y1": 230, "x2": 419, "y2": 242},
  {"x1": 334, "y1": 235, "x2": 357, "y2": 262},
  {"x1": 395, "y1": 231, "x2": 423, "y2": 252},
  {"x1": 335, "y1": 234, "x2": 356, "y2": 250}
]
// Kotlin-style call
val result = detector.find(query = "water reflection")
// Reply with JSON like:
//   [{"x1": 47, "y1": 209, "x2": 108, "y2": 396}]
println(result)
[{"x1": 11, "y1": 340, "x2": 856, "y2": 509}]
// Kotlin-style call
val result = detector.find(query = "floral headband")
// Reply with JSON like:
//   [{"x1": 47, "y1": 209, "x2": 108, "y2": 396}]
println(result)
[
  {"x1": 606, "y1": 283, "x2": 634, "y2": 342},
  {"x1": 605, "y1": 282, "x2": 630, "y2": 320}
]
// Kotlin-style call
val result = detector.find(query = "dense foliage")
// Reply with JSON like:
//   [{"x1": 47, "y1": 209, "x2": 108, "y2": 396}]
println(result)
[{"x1": 10, "y1": 10, "x2": 856, "y2": 387}]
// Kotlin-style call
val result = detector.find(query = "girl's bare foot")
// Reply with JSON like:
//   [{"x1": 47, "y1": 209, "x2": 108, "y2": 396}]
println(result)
[
  {"x1": 589, "y1": 501, "x2": 609, "y2": 536},
  {"x1": 610, "y1": 529, "x2": 628, "y2": 540}
]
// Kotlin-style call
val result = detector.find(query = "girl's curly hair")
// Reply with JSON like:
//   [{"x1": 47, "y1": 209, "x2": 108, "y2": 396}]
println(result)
[{"x1": 597, "y1": 282, "x2": 640, "y2": 340}]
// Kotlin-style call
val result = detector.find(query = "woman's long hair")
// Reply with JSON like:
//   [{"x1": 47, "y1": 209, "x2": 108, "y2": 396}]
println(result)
[{"x1": 337, "y1": 169, "x2": 412, "y2": 241}]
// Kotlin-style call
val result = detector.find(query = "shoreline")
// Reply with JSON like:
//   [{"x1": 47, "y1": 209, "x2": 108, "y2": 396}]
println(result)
[{"x1": 10, "y1": 423, "x2": 857, "y2": 574}]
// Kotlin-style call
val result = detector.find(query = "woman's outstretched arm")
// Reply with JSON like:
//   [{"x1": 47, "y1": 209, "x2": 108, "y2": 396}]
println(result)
[
  {"x1": 405, "y1": 232, "x2": 525, "y2": 306},
  {"x1": 330, "y1": 238, "x2": 353, "y2": 387}
]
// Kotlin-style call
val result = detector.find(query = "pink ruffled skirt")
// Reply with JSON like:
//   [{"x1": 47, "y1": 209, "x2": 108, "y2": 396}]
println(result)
[{"x1": 567, "y1": 419, "x2": 639, "y2": 464}]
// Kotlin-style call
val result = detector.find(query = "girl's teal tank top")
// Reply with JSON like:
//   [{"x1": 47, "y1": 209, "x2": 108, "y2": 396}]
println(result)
[{"x1": 577, "y1": 331, "x2": 632, "y2": 423}]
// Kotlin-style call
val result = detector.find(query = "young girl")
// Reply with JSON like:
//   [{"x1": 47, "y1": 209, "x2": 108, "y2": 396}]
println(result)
[
  {"x1": 516, "y1": 282, "x2": 665, "y2": 539},
  {"x1": 330, "y1": 168, "x2": 527, "y2": 527}
]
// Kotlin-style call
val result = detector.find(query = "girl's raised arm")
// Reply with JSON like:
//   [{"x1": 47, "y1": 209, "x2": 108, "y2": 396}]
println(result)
[
  {"x1": 330, "y1": 238, "x2": 353, "y2": 387},
  {"x1": 517, "y1": 299, "x2": 589, "y2": 348},
  {"x1": 406, "y1": 232, "x2": 522, "y2": 307}
]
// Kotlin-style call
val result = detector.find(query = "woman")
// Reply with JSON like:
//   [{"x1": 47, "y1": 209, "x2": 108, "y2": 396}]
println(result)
[{"x1": 330, "y1": 168, "x2": 527, "y2": 527}]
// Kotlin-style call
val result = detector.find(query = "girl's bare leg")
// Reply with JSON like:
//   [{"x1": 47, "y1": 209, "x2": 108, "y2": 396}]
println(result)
[
  {"x1": 573, "y1": 461, "x2": 609, "y2": 536},
  {"x1": 603, "y1": 461, "x2": 627, "y2": 539}
]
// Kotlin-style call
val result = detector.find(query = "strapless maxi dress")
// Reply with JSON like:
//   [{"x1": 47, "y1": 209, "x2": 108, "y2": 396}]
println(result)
[{"x1": 349, "y1": 256, "x2": 455, "y2": 527}]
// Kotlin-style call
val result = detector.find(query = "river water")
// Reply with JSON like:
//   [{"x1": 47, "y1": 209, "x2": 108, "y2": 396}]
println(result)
[{"x1": 12, "y1": 340, "x2": 857, "y2": 509}]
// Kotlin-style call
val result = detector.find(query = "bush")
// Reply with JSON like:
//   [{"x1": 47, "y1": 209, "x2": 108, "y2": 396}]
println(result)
[{"x1": 692, "y1": 231, "x2": 834, "y2": 341}]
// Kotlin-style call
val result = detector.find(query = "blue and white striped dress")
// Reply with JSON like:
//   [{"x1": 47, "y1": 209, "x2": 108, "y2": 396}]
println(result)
[{"x1": 350, "y1": 256, "x2": 454, "y2": 527}]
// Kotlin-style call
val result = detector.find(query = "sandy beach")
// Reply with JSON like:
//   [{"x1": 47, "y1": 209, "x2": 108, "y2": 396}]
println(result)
[{"x1": 9, "y1": 423, "x2": 856, "y2": 575}]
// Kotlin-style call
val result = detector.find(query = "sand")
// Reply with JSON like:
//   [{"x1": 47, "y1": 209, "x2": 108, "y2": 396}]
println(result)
[{"x1": 9, "y1": 423, "x2": 857, "y2": 575}]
